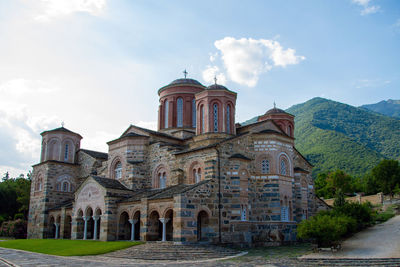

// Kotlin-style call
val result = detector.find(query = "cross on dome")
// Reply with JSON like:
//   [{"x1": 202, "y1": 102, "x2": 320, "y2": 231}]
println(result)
[
  {"x1": 183, "y1": 69, "x2": 188, "y2": 79},
  {"x1": 214, "y1": 76, "x2": 217, "y2": 85},
  {"x1": 61, "y1": 121, "x2": 65, "y2": 128}
]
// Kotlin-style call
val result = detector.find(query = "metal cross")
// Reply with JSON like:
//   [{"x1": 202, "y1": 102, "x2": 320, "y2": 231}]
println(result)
[
  {"x1": 214, "y1": 76, "x2": 217, "y2": 85},
  {"x1": 183, "y1": 69, "x2": 188, "y2": 79},
  {"x1": 273, "y1": 101, "x2": 276, "y2": 109},
  {"x1": 61, "y1": 121, "x2": 65, "y2": 127}
]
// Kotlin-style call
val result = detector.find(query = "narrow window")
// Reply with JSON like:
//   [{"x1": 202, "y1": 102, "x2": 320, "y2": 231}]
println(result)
[
  {"x1": 281, "y1": 206, "x2": 289, "y2": 222},
  {"x1": 261, "y1": 159, "x2": 270, "y2": 174},
  {"x1": 226, "y1": 105, "x2": 230, "y2": 133},
  {"x1": 192, "y1": 99, "x2": 196, "y2": 128},
  {"x1": 213, "y1": 103, "x2": 218, "y2": 132},
  {"x1": 177, "y1": 98, "x2": 183, "y2": 127},
  {"x1": 160, "y1": 172, "x2": 166, "y2": 189},
  {"x1": 241, "y1": 205, "x2": 247, "y2": 221},
  {"x1": 280, "y1": 159, "x2": 287, "y2": 175},
  {"x1": 62, "y1": 181, "x2": 69, "y2": 192},
  {"x1": 288, "y1": 125, "x2": 292, "y2": 137},
  {"x1": 164, "y1": 100, "x2": 169, "y2": 128},
  {"x1": 197, "y1": 168, "x2": 201, "y2": 183},
  {"x1": 201, "y1": 105, "x2": 205, "y2": 133},
  {"x1": 115, "y1": 162, "x2": 122, "y2": 179},
  {"x1": 64, "y1": 144, "x2": 69, "y2": 161}
]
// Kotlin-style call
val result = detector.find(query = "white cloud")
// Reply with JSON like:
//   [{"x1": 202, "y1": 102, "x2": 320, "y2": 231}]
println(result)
[
  {"x1": 202, "y1": 66, "x2": 227, "y2": 85},
  {"x1": 135, "y1": 121, "x2": 157, "y2": 131},
  {"x1": 0, "y1": 79, "x2": 61, "y2": 175},
  {"x1": 352, "y1": 0, "x2": 380, "y2": 15},
  {"x1": 34, "y1": 0, "x2": 107, "y2": 21},
  {"x1": 206, "y1": 37, "x2": 305, "y2": 87}
]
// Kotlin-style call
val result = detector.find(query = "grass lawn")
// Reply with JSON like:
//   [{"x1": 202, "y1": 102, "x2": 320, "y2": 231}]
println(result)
[{"x1": 0, "y1": 239, "x2": 142, "y2": 256}]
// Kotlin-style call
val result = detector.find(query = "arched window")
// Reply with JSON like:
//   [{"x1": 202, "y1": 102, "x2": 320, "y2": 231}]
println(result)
[
  {"x1": 201, "y1": 105, "x2": 205, "y2": 133},
  {"x1": 64, "y1": 143, "x2": 69, "y2": 161},
  {"x1": 226, "y1": 105, "x2": 230, "y2": 133},
  {"x1": 159, "y1": 172, "x2": 166, "y2": 189},
  {"x1": 192, "y1": 99, "x2": 196, "y2": 128},
  {"x1": 280, "y1": 159, "x2": 287, "y2": 175},
  {"x1": 213, "y1": 103, "x2": 218, "y2": 132},
  {"x1": 177, "y1": 98, "x2": 183, "y2": 127},
  {"x1": 35, "y1": 177, "x2": 43, "y2": 191},
  {"x1": 115, "y1": 162, "x2": 122, "y2": 179},
  {"x1": 62, "y1": 181, "x2": 69, "y2": 192},
  {"x1": 164, "y1": 100, "x2": 169, "y2": 128},
  {"x1": 288, "y1": 125, "x2": 292, "y2": 137},
  {"x1": 193, "y1": 168, "x2": 201, "y2": 183},
  {"x1": 261, "y1": 159, "x2": 270, "y2": 174}
]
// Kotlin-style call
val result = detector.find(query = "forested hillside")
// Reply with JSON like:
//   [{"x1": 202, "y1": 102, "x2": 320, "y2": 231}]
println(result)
[
  {"x1": 286, "y1": 97, "x2": 400, "y2": 177},
  {"x1": 361, "y1": 99, "x2": 400, "y2": 119}
]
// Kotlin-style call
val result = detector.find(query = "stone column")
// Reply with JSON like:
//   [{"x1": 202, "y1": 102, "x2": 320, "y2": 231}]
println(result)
[
  {"x1": 93, "y1": 215, "x2": 100, "y2": 240},
  {"x1": 54, "y1": 223, "x2": 60, "y2": 239},
  {"x1": 129, "y1": 219, "x2": 138, "y2": 241},
  {"x1": 83, "y1": 216, "x2": 89, "y2": 240},
  {"x1": 159, "y1": 218, "x2": 170, "y2": 242}
]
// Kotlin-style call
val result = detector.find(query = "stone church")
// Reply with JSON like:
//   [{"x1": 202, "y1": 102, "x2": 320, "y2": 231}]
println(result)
[{"x1": 27, "y1": 76, "x2": 323, "y2": 246}]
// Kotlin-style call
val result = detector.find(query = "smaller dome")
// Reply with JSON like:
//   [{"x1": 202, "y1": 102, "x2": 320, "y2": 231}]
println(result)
[
  {"x1": 207, "y1": 84, "x2": 229, "y2": 90},
  {"x1": 265, "y1": 107, "x2": 288, "y2": 115},
  {"x1": 169, "y1": 78, "x2": 203, "y2": 86}
]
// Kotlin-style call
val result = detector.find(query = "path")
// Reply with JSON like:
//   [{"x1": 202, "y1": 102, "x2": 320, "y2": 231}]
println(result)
[{"x1": 302, "y1": 215, "x2": 400, "y2": 259}]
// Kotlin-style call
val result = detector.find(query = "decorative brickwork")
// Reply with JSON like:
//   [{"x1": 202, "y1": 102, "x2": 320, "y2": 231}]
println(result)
[{"x1": 27, "y1": 77, "x2": 326, "y2": 246}]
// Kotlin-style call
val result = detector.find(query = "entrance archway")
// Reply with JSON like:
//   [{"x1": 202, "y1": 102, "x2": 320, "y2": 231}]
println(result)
[
  {"x1": 49, "y1": 216, "x2": 55, "y2": 239},
  {"x1": 118, "y1": 212, "x2": 130, "y2": 240},
  {"x1": 197, "y1": 210, "x2": 209, "y2": 241},
  {"x1": 85, "y1": 207, "x2": 94, "y2": 239},
  {"x1": 64, "y1": 215, "x2": 72, "y2": 239},
  {"x1": 76, "y1": 209, "x2": 84, "y2": 239},
  {"x1": 165, "y1": 209, "x2": 173, "y2": 241},
  {"x1": 133, "y1": 211, "x2": 141, "y2": 241},
  {"x1": 148, "y1": 211, "x2": 161, "y2": 241}
]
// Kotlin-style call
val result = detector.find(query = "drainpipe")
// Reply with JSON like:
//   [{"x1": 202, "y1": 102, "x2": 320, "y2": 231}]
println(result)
[{"x1": 215, "y1": 146, "x2": 222, "y2": 244}]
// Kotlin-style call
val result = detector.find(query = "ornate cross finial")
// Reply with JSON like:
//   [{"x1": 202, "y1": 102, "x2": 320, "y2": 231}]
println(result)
[
  {"x1": 273, "y1": 101, "x2": 276, "y2": 109},
  {"x1": 214, "y1": 76, "x2": 217, "y2": 85},
  {"x1": 183, "y1": 69, "x2": 188, "y2": 79},
  {"x1": 61, "y1": 121, "x2": 65, "y2": 128}
]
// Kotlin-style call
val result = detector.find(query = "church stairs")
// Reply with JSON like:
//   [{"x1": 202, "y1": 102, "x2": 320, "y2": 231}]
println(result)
[{"x1": 103, "y1": 242, "x2": 241, "y2": 261}]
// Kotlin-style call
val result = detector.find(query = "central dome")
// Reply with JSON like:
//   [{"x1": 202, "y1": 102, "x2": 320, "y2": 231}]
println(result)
[
  {"x1": 207, "y1": 84, "x2": 228, "y2": 90},
  {"x1": 169, "y1": 78, "x2": 203, "y2": 86}
]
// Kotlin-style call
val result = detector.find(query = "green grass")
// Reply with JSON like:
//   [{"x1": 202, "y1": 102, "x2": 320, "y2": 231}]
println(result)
[{"x1": 0, "y1": 239, "x2": 142, "y2": 256}]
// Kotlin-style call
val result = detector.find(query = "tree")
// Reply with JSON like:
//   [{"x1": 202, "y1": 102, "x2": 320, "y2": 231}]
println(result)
[
  {"x1": 327, "y1": 170, "x2": 353, "y2": 195},
  {"x1": 371, "y1": 160, "x2": 400, "y2": 197}
]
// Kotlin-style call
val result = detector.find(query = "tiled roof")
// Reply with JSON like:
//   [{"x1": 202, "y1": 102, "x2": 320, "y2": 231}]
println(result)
[
  {"x1": 48, "y1": 200, "x2": 73, "y2": 211},
  {"x1": 92, "y1": 176, "x2": 131, "y2": 191},
  {"x1": 80, "y1": 149, "x2": 108, "y2": 160},
  {"x1": 40, "y1": 127, "x2": 82, "y2": 138}
]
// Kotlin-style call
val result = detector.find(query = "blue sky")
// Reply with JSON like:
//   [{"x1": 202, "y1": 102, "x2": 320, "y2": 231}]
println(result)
[{"x1": 0, "y1": 0, "x2": 399, "y2": 176}]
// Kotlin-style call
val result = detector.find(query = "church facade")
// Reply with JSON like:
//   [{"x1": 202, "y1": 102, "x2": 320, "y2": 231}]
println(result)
[{"x1": 27, "y1": 77, "x2": 323, "y2": 246}]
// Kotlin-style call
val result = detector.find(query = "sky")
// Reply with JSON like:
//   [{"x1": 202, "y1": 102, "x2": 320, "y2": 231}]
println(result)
[{"x1": 0, "y1": 0, "x2": 399, "y2": 177}]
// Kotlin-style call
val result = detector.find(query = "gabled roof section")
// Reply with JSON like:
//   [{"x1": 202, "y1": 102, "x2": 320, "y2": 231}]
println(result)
[
  {"x1": 41, "y1": 126, "x2": 82, "y2": 139},
  {"x1": 293, "y1": 147, "x2": 313, "y2": 167},
  {"x1": 91, "y1": 176, "x2": 131, "y2": 191},
  {"x1": 121, "y1": 124, "x2": 183, "y2": 141},
  {"x1": 79, "y1": 149, "x2": 108, "y2": 160},
  {"x1": 149, "y1": 180, "x2": 209, "y2": 200},
  {"x1": 237, "y1": 119, "x2": 291, "y2": 139}
]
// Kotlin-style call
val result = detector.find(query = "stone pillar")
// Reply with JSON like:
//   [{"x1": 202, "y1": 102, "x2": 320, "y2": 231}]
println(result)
[
  {"x1": 83, "y1": 216, "x2": 89, "y2": 240},
  {"x1": 54, "y1": 223, "x2": 60, "y2": 239},
  {"x1": 93, "y1": 215, "x2": 100, "y2": 240},
  {"x1": 60, "y1": 207, "x2": 66, "y2": 239},
  {"x1": 129, "y1": 219, "x2": 138, "y2": 241},
  {"x1": 159, "y1": 218, "x2": 170, "y2": 242},
  {"x1": 102, "y1": 196, "x2": 118, "y2": 241},
  {"x1": 141, "y1": 198, "x2": 148, "y2": 241}
]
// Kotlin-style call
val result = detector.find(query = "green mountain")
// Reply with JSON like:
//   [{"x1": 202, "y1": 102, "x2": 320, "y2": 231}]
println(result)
[
  {"x1": 285, "y1": 97, "x2": 400, "y2": 177},
  {"x1": 361, "y1": 99, "x2": 400, "y2": 119}
]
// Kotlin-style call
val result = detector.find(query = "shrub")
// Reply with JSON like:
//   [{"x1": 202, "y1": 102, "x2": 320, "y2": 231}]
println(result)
[
  {"x1": 0, "y1": 219, "x2": 27, "y2": 239},
  {"x1": 333, "y1": 202, "x2": 374, "y2": 231},
  {"x1": 13, "y1": 213, "x2": 24, "y2": 220},
  {"x1": 297, "y1": 214, "x2": 356, "y2": 247}
]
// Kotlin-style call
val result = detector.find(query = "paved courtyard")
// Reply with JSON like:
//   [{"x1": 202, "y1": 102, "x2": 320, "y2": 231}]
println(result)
[{"x1": 1, "y1": 216, "x2": 400, "y2": 267}]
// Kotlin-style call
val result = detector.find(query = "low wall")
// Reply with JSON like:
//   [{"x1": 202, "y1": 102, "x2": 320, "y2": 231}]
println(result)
[{"x1": 323, "y1": 193, "x2": 383, "y2": 206}]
